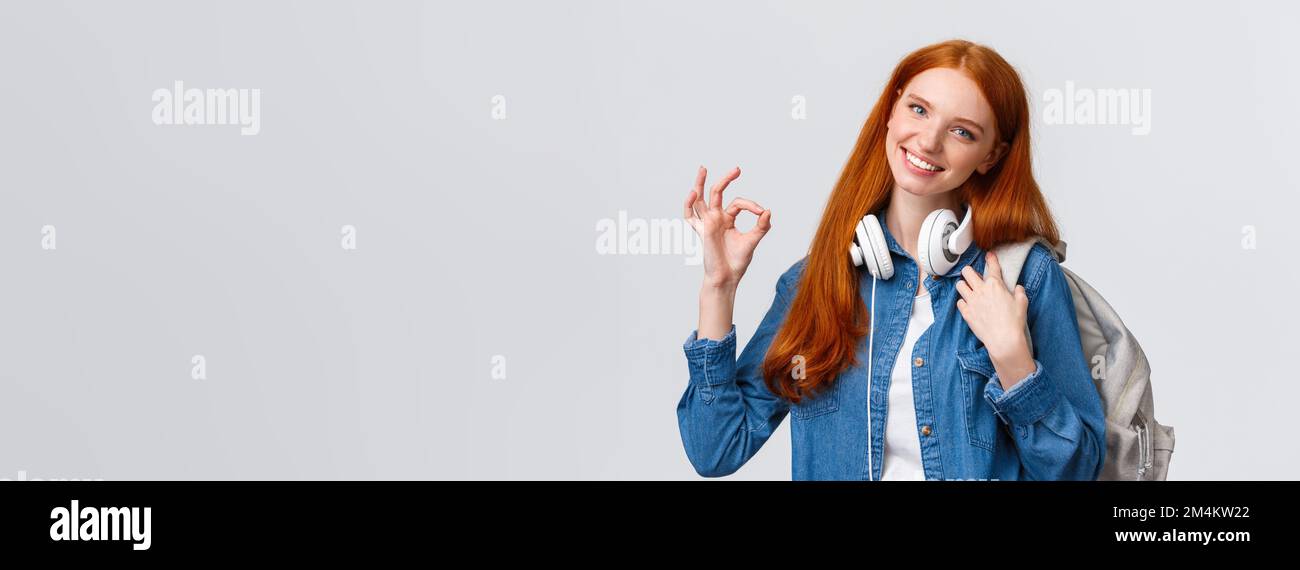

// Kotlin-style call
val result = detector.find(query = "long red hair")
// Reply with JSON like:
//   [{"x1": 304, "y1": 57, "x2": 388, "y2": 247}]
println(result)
[{"x1": 762, "y1": 39, "x2": 1061, "y2": 403}]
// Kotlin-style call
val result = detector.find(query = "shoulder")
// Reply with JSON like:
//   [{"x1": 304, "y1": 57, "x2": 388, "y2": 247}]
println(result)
[
  {"x1": 775, "y1": 256, "x2": 809, "y2": 300},
  {"x1": 1022, "y1": 241, "x2": 1067, "y2": 305}
]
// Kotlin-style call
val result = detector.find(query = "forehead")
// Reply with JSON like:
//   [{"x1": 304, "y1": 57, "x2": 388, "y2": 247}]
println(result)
[{"x1": 901, "y1": 67, "x2": 995, "y2": 126}]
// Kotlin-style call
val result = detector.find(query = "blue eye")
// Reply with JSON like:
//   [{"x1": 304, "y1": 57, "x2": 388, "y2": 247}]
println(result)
[{"x1": 910, "y1": 102, "x2": 976, "y2": 140}]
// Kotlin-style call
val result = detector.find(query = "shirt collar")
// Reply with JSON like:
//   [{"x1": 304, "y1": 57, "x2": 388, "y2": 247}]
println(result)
[{"x1": 876, "y1": 206, "x2": 982, "y2": 279}]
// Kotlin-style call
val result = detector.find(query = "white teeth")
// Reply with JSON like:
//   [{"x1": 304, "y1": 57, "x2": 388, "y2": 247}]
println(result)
[{"x1": 905, "y1": 149, "x2": 942, "y2": 171}]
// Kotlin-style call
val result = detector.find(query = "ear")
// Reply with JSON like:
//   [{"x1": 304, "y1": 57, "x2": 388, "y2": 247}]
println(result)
[{"x1": 977, "y1": 140, "x2": 1009, "y2": 175}]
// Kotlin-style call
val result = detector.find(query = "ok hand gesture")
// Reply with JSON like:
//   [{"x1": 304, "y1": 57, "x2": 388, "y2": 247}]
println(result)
[{"x1": 684, "y1": 166, "x2": 772, "y2": 290}]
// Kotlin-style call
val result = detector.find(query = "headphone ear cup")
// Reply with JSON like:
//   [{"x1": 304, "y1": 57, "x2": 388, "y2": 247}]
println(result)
[
  {"x1": 918, "y1": 208, "x2": 958, "y2": 277},
  {"x1": 853, "y1": 221, "x2": 871, "y2": 269},
  {"x1": 849, "y1": 239, "x2": 865, "y2": 267},
  {"x1": 861, "y1": 215, "x2": 893, "y2": 280},
  {"x1": 946, "y1": 203, "x2": 975, "y2": 258}
]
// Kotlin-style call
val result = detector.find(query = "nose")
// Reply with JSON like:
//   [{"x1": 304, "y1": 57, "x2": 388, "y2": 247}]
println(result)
[{"x1": 915, "y1": 123, "x2": 944, "y2": 156}]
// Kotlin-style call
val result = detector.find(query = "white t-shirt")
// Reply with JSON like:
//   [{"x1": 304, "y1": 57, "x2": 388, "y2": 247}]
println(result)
[{"x1": 880, "y1": 291, "x2": 933, "y2": 481}]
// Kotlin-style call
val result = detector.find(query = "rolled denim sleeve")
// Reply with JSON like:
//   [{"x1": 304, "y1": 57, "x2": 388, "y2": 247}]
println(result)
[
  {"x1": 981, "y1": 249, "x2": 1107, "y2": 481},
  {"x1": 983, "y1": 360, "x2": 1052, "y2": 424},
  {"x1": 682, "y1": 326, "x2": 738, "y2": 396},
  {"x1": 676, "y1": 260, "x2": 802, "y2": 478}
]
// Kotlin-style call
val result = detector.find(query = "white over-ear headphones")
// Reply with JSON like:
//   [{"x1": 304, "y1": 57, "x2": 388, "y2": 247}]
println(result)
[
  {"x1": 849, "y1": 203, "x2": 974, "y2": 279},
  {"x1": 847, "y1": 203, "x2": 973, "y2": 481}
]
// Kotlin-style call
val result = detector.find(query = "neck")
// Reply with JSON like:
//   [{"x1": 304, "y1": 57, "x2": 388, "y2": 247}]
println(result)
[{"x1": 884, "y1": 185, "x2": 963, "y2": 258}]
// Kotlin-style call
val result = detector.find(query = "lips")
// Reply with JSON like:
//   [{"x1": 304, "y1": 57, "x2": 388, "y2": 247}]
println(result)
[{"x1": 901, "y1": 147, "x2": 944, "y2": 175}]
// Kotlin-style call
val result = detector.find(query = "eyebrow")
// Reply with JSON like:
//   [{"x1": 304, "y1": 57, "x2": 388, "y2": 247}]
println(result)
[{"x1": 905, "y1": 93, "x2": 985, "y2": 135}]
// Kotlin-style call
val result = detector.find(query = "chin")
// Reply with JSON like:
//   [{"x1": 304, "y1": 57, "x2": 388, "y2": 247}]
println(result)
[
  {"x1": 890, "y1": 167, "x2": 939, "y2": 194},
  {"x1": 899, "y1": 185, "x2": 942, "y2": 197},
  {"x1": 893, "y1": 175, "x2": 957, "y2": 198}
]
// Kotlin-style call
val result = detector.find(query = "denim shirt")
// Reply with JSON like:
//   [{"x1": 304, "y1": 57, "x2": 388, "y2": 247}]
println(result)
[{"x1": 676, "y1": 216, "x2": 1107, "y2": 480}]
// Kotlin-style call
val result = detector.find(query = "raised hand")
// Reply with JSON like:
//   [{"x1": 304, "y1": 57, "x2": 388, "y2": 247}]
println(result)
[{"x1": 683, "y1": 166, "x2": 772, "y2": 290}]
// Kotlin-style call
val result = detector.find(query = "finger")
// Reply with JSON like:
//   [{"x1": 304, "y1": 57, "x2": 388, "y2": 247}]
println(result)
[
  {"x1": 693, "y1": 165, "x2": 707, "y2": 197},
  {"x1": 956, "y1": 298, "x2": 967, "y2": 314},
  {"x1": 955, "y1": 279, "x2": 972, "y2": 300},
  {"x1": 961, "y1": 265, "x2": 982, "y2": 287},
  {"x1": 683, "y1": 189, "x2": 699, "y2": 220},
  {"x1": 984, "y1": 251, "x2": 1003, "y2": 283},
  {"x1": 724, "y1": 197, "x2": 765, "y2": 219},
  {"x1": 747, "y1": 208, "x2": 772, "y2": 239},
  {"x1": 689, "y1": 193, "x2": 705, "y2": 220},
  {"x1": 709, "y1": 166, "x2": 741, "y2": 209}
]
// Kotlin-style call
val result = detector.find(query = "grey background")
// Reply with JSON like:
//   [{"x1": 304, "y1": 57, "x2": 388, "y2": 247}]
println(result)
[{"x1": 0, "y1": 0, "x2": 1293, "y2": 480}]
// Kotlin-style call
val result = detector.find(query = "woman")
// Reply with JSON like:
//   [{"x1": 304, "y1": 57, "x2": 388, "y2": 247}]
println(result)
[{"x1": 677, "y1": 39, "x2": 1106, "y2": 480}]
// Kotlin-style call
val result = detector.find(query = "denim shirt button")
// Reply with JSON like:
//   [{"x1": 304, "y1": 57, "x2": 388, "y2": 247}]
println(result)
[
  {"x1": 913, "y1": 357, "x2": 924, "y2": 367},
  {"x1": 921, "y1": 425, "x2": 932, "y2": 436}
]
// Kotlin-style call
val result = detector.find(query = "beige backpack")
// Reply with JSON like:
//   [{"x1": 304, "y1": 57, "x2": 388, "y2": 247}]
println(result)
[{"x1": 990, "y1": 237, "x2": 1175, "y2": 480}]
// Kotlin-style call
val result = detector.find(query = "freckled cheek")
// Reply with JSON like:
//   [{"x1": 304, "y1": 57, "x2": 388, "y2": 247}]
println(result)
[
  {"x1": 885, "y1": 113, "x2": 908, "y2": 138},
  {"x1": 945, "y1": 152, "x2": 981, "y2": 174},
  {"x1": 888, "y1": 120, "x2": 911, "y2": 139}
]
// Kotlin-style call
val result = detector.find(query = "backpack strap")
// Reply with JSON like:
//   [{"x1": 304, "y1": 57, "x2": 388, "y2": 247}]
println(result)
[
  {"x1": 988, "y1": 236, "x2": 1066, "y2": 288},
  {"x1": 984, "y1": 237, "x2": 1068, "y2": 358}
]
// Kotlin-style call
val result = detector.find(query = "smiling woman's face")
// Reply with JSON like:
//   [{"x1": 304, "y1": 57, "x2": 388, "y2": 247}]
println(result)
[{"x1": 884, "y1": 67, "x2": 1007, "y2": 197}]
